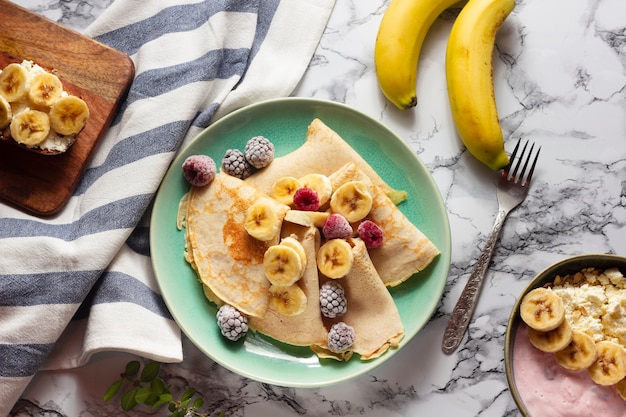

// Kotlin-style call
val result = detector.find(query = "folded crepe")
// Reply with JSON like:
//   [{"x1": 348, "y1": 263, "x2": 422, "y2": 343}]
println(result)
[
  {"x1": 183, "y1": 172, "x2": 290, "y2": 318},
  {"x1": 311, "y1": 238, "x2": 405, "y2": 361},
  {"x1": 246, "y1": 118, "x2": 398, "y2": 198},
  {"x1": 328, "y1": 162, "x2": 440, "y2": 287},
  {"x1": 248, "y1": 222, "x2": 329, "y2": 347}
]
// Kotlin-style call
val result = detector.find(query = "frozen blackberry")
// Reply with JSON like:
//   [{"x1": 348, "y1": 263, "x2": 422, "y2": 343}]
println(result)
[
  {"x1": 358, "y1": 220, "x2": 384, "y2": 249},
  {"x1": 244, "y1": 136, "x2": 274, "y2": 169},
  {"x1": 319, "y1": 281, "x2": 347, "y2": 318},
  {"x1": 182, "y1": 154, "x2": 216, "y2": 187},
  {"x1": 323, "y1": 213, "x2": 353, "y2": 240},
  {"x1": 293, "y1": 187, "x2": 320, "y2": 211},
  {"x1": 327, "y1": 322, "x2": 355, "y2": 353},
  {"x1": 222, "y1": 149, "x2": 252, "y2": 179},
  {"x1": 216, "y1": 304, "x2": 248, "y2": 341}
]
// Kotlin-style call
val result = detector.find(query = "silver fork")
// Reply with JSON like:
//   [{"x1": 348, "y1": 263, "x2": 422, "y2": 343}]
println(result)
[{"x1": 441, "y1": 140, "x2": 541, "y2": 354}]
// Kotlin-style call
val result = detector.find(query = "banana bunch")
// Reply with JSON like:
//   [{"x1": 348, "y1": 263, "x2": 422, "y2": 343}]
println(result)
[
  {"x1": 0, "y1": 60, "x2": 90, "y2": 150},
  {"x1": 374, "y1": 0, "x2": 515, "y2": 170},
  {"x1": 520, "y1": 287, "x2": 626, "y2": 385}
]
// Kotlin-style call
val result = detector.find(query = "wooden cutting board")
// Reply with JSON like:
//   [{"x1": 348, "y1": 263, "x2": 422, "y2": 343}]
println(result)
[{"x1": 0, "y1": 0, "x2": 134, "y2": 216}]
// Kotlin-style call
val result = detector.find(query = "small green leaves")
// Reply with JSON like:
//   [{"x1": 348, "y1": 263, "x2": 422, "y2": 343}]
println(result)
[{"x1": 104, "y1": 360, "x2": 223, "y2": 416}]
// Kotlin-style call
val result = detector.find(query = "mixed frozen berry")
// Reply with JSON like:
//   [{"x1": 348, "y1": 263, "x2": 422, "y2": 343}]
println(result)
[
  {"x1": 222, "y1": 149, "x2": 252, "y2": 179},
  {"x1": 319, "y1": 281, "x2": 347, "y2": 318},
  {"x1": 216, "y1": 304, "x2": 248, "y2": 341},
  {"x1": 182, "y1": 154, "x2": 216, "y2": 187},
  {"x1": 245, "y1": 136, "x2": 274, "y2": 169},
  {"x1": 322, "y1": 213, "x2": 353, "y2": 240},
  {"x1": 327, "y1": 322, "x2": 355, "y2": 353},
  {"x1": 293, "y1": 187, "x2": 320, "y2": 211},
  {"x1": 358, "y1": 220, "x2": 384, "y2": 249}
]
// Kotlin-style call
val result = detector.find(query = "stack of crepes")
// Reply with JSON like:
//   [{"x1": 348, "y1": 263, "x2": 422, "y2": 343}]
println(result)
[{"x1": 179, "y1": 118, "x2": 440, "y2": 361}]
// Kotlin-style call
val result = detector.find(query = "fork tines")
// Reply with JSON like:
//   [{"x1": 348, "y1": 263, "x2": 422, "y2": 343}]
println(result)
[{"x1": 505, "y1": 139, "x2": 541, "y2": 187}]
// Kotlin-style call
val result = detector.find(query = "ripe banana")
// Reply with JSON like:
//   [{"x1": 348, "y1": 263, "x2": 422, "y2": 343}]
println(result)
[
  {"x1": 587, "y1": 340, "x2": 626, "y2": 385},
  {"x1": 330, "y1": 181, "x2": 372, "y2": 223},
  {"x1": 317, "y1": 239, "x2": 354, "y2": 279},
  {"x1": 268, "y1": 284, "x2": 307, "y2": 316},
  {"x1": 527, "y1": 319, "x2": 572, "y2": 353},
  {"x1": 374, "y1": 0, "x2": 462, "y2": 109},
  {"x1": 28, "y1": 73, "x2": 63, "y2": 108},
  {"x1": 519, "y1": 287, "x2": 565, "y2": 332},
  {"x1": 10, "y1": 109, "x2": 51, "y2": 146},
  {"x1": 49, "y1": 96, "x2": 90, "y2": 135},
  {"x1": 270, "y1": 176, "x2": 302, "y2": 206},
  {"x1": 263, "y1": 244, "x2": 304, "y2": 286},
  {"x1": 244, "y1": 201, "x2": 281, "y2": 241},
  {"x1": 299, "y1": 173, "x2": 332, "y2": 207},
  {"x1": 284, "y1": 209, "x2": 330, "y2": 228},
  {"x1": 445, "y1": 0, "x2": 514, "y2": 170},
  {"x1": 554, "y1": 330, "x2": 597, "y2": 371},
  {"x1": 0, "y1": 63, "x2": 28, "y2": 102},
  {"x1": 0, "y1": 95, "x2": 12, "y2": 129}
]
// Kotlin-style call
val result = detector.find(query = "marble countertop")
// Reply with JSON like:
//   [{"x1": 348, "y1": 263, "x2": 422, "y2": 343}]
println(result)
[{"x1": 9, "y1": 0, "x2": 626, "y2": 415}]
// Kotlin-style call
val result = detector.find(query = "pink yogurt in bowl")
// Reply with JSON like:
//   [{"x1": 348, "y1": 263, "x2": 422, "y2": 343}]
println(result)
[{"x1": 505, "y1": 254, "x2": 626, "y2": 416}]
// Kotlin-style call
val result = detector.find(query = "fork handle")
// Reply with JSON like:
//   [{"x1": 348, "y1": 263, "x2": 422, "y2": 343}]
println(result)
[{"x1": 441, "y1": 208, "x2": 508, "y2": 354}]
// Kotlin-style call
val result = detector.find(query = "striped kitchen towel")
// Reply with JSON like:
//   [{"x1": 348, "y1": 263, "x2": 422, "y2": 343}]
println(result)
[{"x1": 0, "y1": 0, "x2": 335, "y2": 415}]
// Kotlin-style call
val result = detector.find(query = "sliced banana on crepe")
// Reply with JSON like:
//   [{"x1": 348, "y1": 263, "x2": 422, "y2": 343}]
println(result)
[
  {"x1": 263, "y1": 244, "x2": 304, "y2": 286},
  {"x1": 268, "y1": 284, "x2": 307, "y2": 316},
  {"x1": 330, "y1": 180, "x2": 373, "y2": 222},
  {"x1": 270, "y1": 176, "x2": 302, "y2": 205},
  {"x1": 284, "y1": 209, "x2": 330, "y2": 228},
  {"x1": 520, "y1": 287, "x2": 566, "y2": 332},
  {"x1": 0, "y1": 63, "x2": 28, "y2": 102},
  {"x1": 588, "y1": 340, "x2": 626, "y2": 386},
  {"x1": 299, "y1": 173, "x2": 332, "y2": 206},
  {"x1": 554, "y1": 330, "x2": 597, "y2": 371},
  {"x1": 244, "y1": 201, "x2": 282, "y2": 241},
  {"x1": 317, "y1": 238, "x2": 354, "y2": 279},
  {"x1": 10, "y1": 109, "x2": 51, "y2": 146}
]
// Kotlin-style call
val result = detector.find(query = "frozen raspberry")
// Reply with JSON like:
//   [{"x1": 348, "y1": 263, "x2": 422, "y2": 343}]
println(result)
[
  {"x1": 244, "y1": 136, "x2": 274, "y2": 169},
  {"x1": 322, "y1": 213, "x2": 353, "y2": 240},
  {"x1": 319, "y1": 281, "x2": 347, "y2": 318},
  {"x1": 222, "y1": 149, "x2": 252, "y2": 179},
  {"x1": 327, "y1": 322, "x2": 355, "y2": 353},
  {"x1": 182, "y1": 155, "x2": 216, "y2": 187},
  {"x1": 293, "y1": 187, "x2": 320, "y2": 211},
  {"x1": 216, "y1": 304, "x2": 248, "y2": 341},
  {"x1": 358, "y1": 220, "x2": 383, "y2": 249}
]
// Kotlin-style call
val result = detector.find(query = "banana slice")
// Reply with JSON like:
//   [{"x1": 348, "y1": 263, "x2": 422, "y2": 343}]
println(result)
[
  {"x1": 588, "y1": 341, "x2": 626, "y2": 386},
  {"x1": 28, "y1": 72, "x2": 63, "y2": 108},
  {"x1": 49, "y1": 95, "x2": 90, "y2": 135},
  {"x1": 268, "y1": 284, "x2": 307, "y2": 316},
  {"x1": 263, "y1": 244, "x2": 304, "y2": 286},
  {"x1": 299, "y1": 173, "x2": 333, "y2": 206},
  {"x1": 615, "y1": 377, "x2": 626, "y2": 401},
  {"x1": 317, "y1": 238, "x2": 354, "y2": 279},
  {"x1": 284, "y1": 210, "x2": 330, "y2": 228},
  {"x1": 0, "y1": 95, "x2": 12, "y2": 129},
  {"x1": 554, "y1": 330, "x2": 598, "y2": 371},
  {"x1": 519, "y1": 287, "x2": 565, "y2": 332},
  {"x1": 280, "y1": 235, "x2": 307, "y2": 268},
  {"x1": 10, "y1": 109, "x2": 50, "y2": 146},
  {"x1": 527, "y1": 319, "x2": 573, "y2": 353},
  {"x1": 270, "y1": 176, "x2": 302, "y2": 206},
  {"x1": 244, "y1": 201, "x2": 281, "y2": 241},
  {"x1": 330, "y1": 181, "x2": 373, "y2": 223},
  {"x1": 0, "y1": 63, "x2": 28, "y2": 102}
]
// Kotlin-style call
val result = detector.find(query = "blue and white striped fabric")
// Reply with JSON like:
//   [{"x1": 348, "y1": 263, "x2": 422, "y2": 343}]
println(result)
[{"x1": 0, "y1": 0, "x2": 334, "y2": 414}]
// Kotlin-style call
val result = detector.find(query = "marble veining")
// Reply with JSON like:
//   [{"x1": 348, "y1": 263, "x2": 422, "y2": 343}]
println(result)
[{"x1": 9, "y1": 0, "x2": 626, "y2": 415}]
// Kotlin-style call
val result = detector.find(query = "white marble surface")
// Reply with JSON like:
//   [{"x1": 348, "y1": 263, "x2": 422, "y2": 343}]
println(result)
[{"x1": 8, "y1": 0, "x2": 626, "y2": 415}]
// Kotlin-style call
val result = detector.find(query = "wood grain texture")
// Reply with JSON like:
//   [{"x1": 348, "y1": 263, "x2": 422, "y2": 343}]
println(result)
[{"x1": 0, "y1": 0, "x2": 134, "y2": 216}]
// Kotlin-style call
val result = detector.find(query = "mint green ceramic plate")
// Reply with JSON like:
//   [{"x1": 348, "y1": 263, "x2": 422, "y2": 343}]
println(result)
[{"x1": 151, "y1": 98, "x2": 451, "y2": 387}]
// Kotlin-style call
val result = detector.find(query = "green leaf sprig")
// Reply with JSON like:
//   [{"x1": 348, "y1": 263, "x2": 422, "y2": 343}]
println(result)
[{"x1": 104, "y1": 360, "x2": 225, "y2": 417}]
